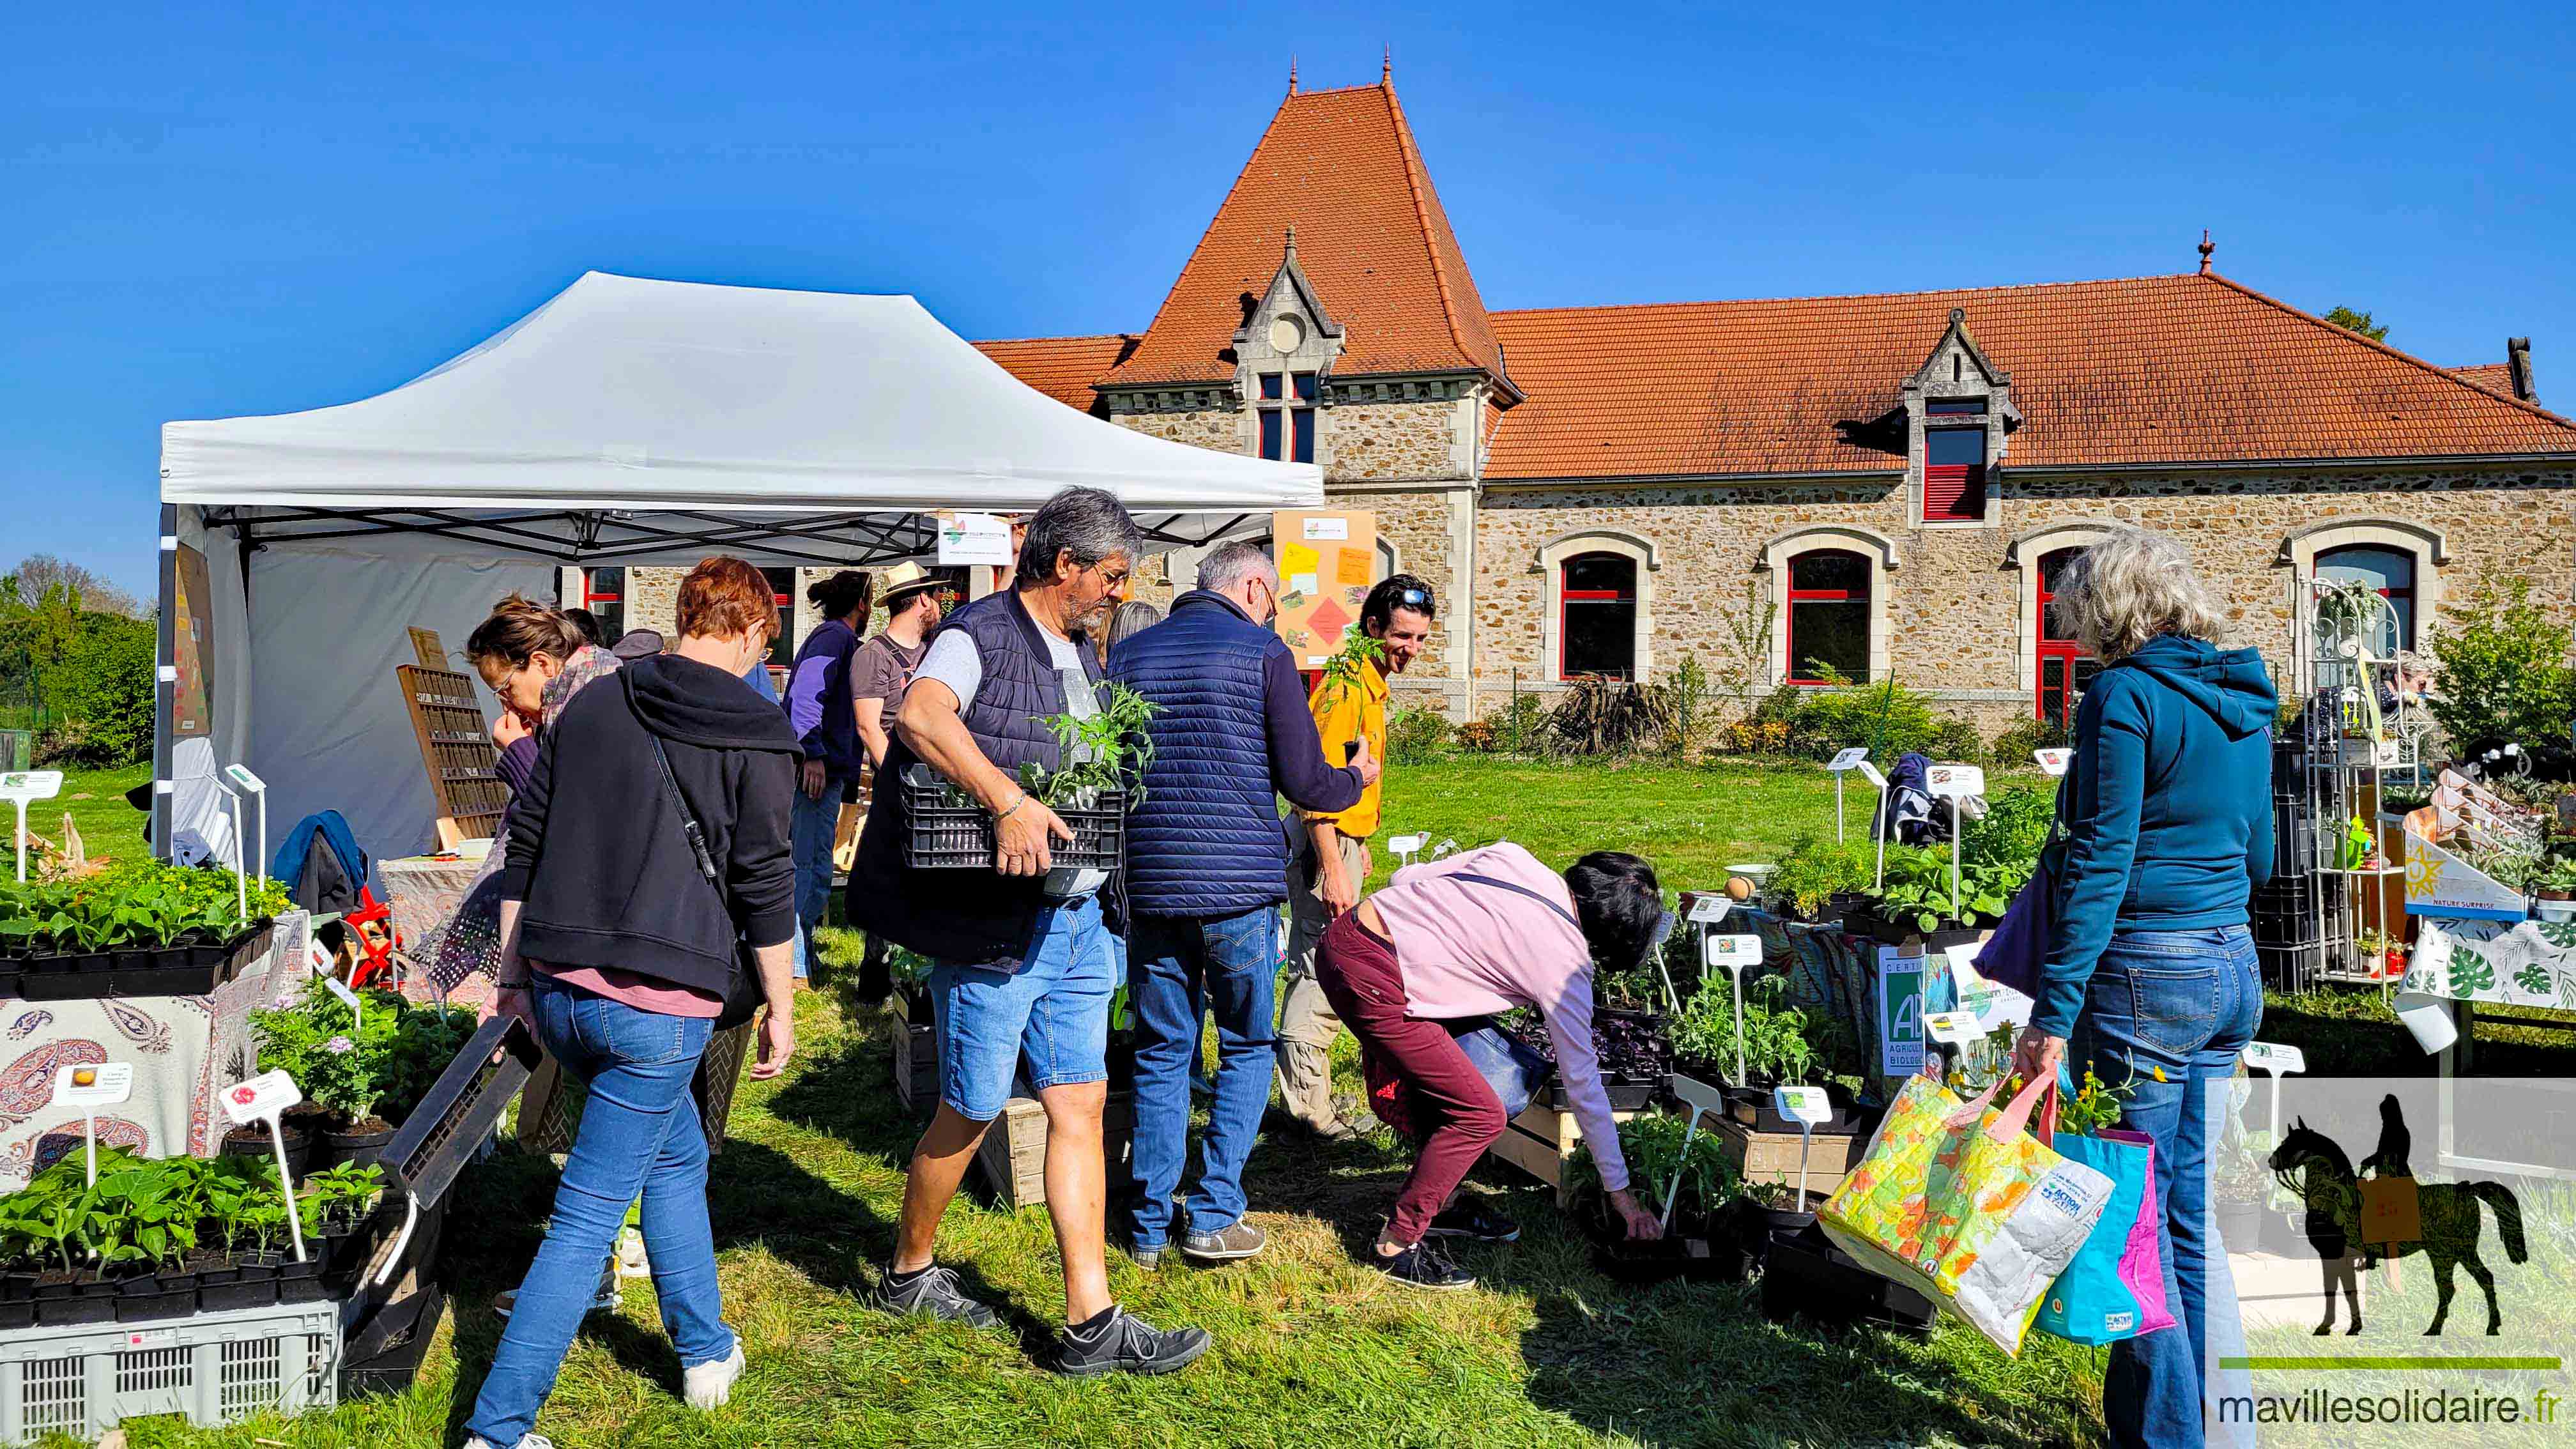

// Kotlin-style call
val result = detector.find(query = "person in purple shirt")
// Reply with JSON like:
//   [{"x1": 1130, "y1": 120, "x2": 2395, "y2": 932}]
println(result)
[{"x1": 780, "y1": 571, "x2": 873, "y2": 983}]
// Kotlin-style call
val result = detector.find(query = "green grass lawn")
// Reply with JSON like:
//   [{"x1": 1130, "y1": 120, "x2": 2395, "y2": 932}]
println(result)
[{"x1": 24, "y1": 762, "x2": 149, "y2": 864}]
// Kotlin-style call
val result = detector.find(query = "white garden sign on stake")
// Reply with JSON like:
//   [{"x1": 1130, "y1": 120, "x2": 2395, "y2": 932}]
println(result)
[
  {"x1": 2241, "y1": 1041, "x2": 2306, "y2": 1145},
  {"x1": 1660, "y1": 1072, "x2": 1729, "y2": 1230},
  {"x1": 1, "y1": 770, "x2": 64, "y2": 884},
  {"x1": 220, "y1": 1070, "x2": 310, "y2": 1262},
  {"x1": 1704, "y1": 931, "x2": 1764, "y2": 1087},
  {"x1": 1926, "y1": 764, "x2": 1986, "y2": 923},
  {"x1": 1773, "y1": 1085, "x2": 1832, "y2": 1211},
  {"x1": 1386, "y1": 834, "x2": 1426, "y2": 868},
  {"x1": 1825, "y1": 747, "x2": 1871, "y2": 842},
  {"x1": 51, "y1": 1062, "x2": 133, "y2": 1186}
]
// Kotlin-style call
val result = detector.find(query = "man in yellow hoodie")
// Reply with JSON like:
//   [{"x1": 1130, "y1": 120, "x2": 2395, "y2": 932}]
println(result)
[{"x1": 1275, "y1": 574, "x2": 1437, "y2": 1138}]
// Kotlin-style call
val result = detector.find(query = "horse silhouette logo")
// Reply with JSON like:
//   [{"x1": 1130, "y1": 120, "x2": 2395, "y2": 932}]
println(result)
[{"x1": 2267, "y1": 1096, "x2": 2527, "y2": 1337}]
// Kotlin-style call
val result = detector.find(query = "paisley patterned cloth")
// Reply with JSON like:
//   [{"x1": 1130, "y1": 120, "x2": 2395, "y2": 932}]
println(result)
[
  {"x1": 0, "y1": 912, "x2": 300, "y2": 1184},
  {"x1": 419, "y1": 643, "x2": 624, "y2": 993}
]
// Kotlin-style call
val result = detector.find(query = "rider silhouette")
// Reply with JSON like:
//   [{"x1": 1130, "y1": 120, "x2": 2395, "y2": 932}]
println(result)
[{"x1": 2359, "y1": 1094, "x2": 2413, "y2": 1181}]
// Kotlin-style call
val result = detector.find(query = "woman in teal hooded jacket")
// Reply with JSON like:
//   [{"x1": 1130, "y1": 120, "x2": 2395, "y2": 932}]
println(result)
[{"x1": 2012, "y1": 528, "x2": 2274, "y2": 1449}]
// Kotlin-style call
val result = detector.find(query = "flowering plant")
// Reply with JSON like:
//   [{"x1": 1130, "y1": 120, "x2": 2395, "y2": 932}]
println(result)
[{"x1": 249, "y1": 985, "x2": 471, "y2": 1126}]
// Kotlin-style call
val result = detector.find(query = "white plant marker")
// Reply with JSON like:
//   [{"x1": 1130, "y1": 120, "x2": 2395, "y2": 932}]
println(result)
[
  {"x1": 1921, "y1": 1008, "x2": 1982, "y2": 1096},
  {"x1": 1660, "y1": 1071, "x2": 1730, "y2": 1230},
  {"x1": 2241, "y1": 1041, "x2": 2306, "y2": 1146},
  {"x1": 221, "y1": 765, "x2": 268, "y2": 898},
  {"x1": 2033, "y1": 747, "x2": 2072, "y2": 778},
  {"x1": 1386, "y1": 834, "x2": 1426, "y2": 869},
  {"x1": 1, "y1": 770, "x2": 64, "y2": 884},
  {"x1": 323, "y1": 970, "x2": 364, "y2": 1034},
  {"x1": 1704, "y1": 932, "x2": 1764, "y2": 1087},
  {"x1": 1773, "y1": 1084, "x2": 1832, "y2": 1211},
  {"x1": 1855, "y1": 759, "x2": 1891, "y2": 889},
  {"x1": 1430, "y1": 838, "x2": 1459, "y2": 861},
  {"x1": 220, "y1": 1070, "x2": 310, "y2": 1262},
  {"x1": 1825, "y1": 747, "x2": 1871, "y2": 842},
  {"x1": 1926, "y1": 764, "x2": 1986, "y2": 923},
  {"x1": 52, "y1": 1063, "x2": 132, "y2": 1187}
]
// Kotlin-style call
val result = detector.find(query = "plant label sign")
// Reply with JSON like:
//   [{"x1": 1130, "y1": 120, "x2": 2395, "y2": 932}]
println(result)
[
  {"x1": 2241, "y1": 1041, "x2": 2306, "y2": 1075},
  {"x1": 220, "y1": 1070, "x2": 303, "y2": 1127},
  {"x1": 0, "y1": 771, "x2": 63, "y2": 802},
  {"x1": 221, "y1": 763, "x2": 267, "y2": 793},
  {"x1": 323, "y1": 972, "x2": 364, "y2": 1028},
  {"x1": 1825, "y1": 747, "x2": 1870, "y2": 773},
  {"x1": 1921, "y1": 1010, "x2": 1981, "y2": 1047},
  {"x1": 2032, "y1": 748, "x2": 2073, "y2": 777},
  {"x1": 1853, "y1": 760, "x2": 1887, "y2": 790},
  {"x1": 1876, "y1": 948, "x2": 1925, "y2": 1075},
  {"x1": 1772, "y1": 1085, "x2": 1831, "y2": 1126},
  {"x1": 1925, "y1": 764, "x2": 1986, "y2": 799},
  {"x1": 51, "y1": 1062, "x2": 132, "y2": 1108},
  {"x1": 1687, "y1": 895, "x2": 1732, "y2": 925},
  {"x1": 1703, "y1": 934, "x2": 1762, "y2": 969}
]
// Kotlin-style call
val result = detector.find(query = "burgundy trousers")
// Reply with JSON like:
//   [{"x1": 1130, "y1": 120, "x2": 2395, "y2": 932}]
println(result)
[{"x1": 1314, "y1": 910, "x2": 1508, "y2": 1245}]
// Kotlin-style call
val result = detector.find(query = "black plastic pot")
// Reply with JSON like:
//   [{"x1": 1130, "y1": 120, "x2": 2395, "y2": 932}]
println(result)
[
  {"x1": 277, "y1": 1252, "x2": 328, "y2": 1305},
  {"x1": 1593, "y1": 1232, "x2": 1748, "y2": 1284},
  {"x1": 1549, "y1": 1077, "x2": 1662, "y2": 1112},
  {"x1": 0, "y1": 1298, "x2": 30, "y2": 1330},
  {"x1": 2213, "y1": 1195, "x2": 2263, "y2": 1253},
  {"x1": 1853, "y1": 908, "x2": 1986, "y2": 951},
  {"x1": 342, "y1": 1286, "x2": 447, "y2": 1401},
  {"x1": 1738, "y1": 1200, "x2": 1819, "y2": 1268},
  {"x1": 319, "y1": 1124, "x2": 398, "y2": 1176},
  {"x1": 113, "y1": 1271, "x2": 200, "y2": 1323},
  {"x1": 197, "y1": 1271, "x2": 279, "y2": 1312},
  {"x1": 1761, "y1": 1223, "x2": 1935, "y2": 1333},
  {"x1": 34, "y1": 1274, "x2": 118, "y2": 1326},
  {"x1": 225, "y1": 1122, "x2": 314, "y2": 1182},
  {"x1": 109, "y1": 946, "x2": 220, "y2": 998},
  {"x1": 19, "y1": 952, "x2": 110, "y2": 1001}
]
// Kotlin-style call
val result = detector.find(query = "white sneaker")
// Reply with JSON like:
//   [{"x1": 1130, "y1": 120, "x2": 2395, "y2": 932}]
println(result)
[
  {"x1": 616, "y1": 1226, "x2": 652, "y2": 1278},
  {"x1": 684, "y1": 1340, "x2": 747, "y2": 1410},
  {"x1": 464, "y1": 1436, "x2": 554, "y2": 1449}
]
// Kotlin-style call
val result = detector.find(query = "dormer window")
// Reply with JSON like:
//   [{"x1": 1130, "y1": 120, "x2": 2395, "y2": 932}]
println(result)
[{"x1": 1905, "y1": 309, "x2": 2014, "y2": 528}]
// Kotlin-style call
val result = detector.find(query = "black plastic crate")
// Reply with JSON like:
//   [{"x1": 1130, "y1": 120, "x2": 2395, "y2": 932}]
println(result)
[{"x1": 900, "y1": 768, "x2": 1125, "y2": 872}]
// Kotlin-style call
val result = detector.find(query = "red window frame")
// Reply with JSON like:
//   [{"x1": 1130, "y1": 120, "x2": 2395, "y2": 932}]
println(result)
[
  {"x1": 2034, "y1": 547, "x2": 2095, "y2": 724},
  {"x1": 761, "y1": 567, "x2": 797, "y2": 669},
  {"x1": 2315, "y1": 544, "x2": 2418, "y2": 650},
  {"x1": 1922, "y1": 427, "x2": 1988, "y2": 523},
  {"x1": 1784, "y1": 549, "x2": 1870, "y2": 686},
  {"x1": 1257, "y1": 371, "x2": 1317, "y2": 463},
  {"x1": 1557, "y1": 553, "x2": 1637, "y2": 680}
]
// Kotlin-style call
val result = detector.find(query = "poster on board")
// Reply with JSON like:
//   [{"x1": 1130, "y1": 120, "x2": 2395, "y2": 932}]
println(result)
[
  {"x1": 171, "y1": 544, "x2": 214, "y2": 739},
  {"x1": 1270, "y1": 510, "x2": 1377, "y2": 669}
]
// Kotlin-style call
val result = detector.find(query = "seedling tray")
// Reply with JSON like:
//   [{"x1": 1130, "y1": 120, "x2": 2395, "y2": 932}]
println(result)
[
  {"x1": 901, "y1": 769, "x2": 1125, "y2": 871},
  {"x1": 3, "y1": 921, "x2": 273, "y2": 1002}
]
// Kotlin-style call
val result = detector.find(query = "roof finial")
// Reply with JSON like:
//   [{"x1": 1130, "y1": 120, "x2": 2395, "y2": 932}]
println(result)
[
  {"x1": 1383, "y1": 45, "x2": 1392, "y2": 85},
  {"x1": 2198, "y1": 228, "x2": 2215, "y2": 275},
  {"x1": 1284, "y1": 224, "x2": 1297, "y2": 263},
  {"x1": 1288, "y1": 56, "x2": 1297, "y2": 95}
]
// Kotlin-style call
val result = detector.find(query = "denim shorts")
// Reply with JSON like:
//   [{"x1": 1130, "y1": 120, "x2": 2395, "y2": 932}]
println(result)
[{"x1": 931, "y1": 894, "x2": 1117, "y2": 1121}]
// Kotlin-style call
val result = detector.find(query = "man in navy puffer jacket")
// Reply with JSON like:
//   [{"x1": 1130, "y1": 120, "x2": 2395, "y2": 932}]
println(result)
[{"x1": 1108, "y1": 541, "x2": 1376, "y2": 1265}]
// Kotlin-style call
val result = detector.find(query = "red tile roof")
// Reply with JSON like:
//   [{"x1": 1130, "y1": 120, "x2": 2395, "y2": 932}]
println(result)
[
  {"x1": 1101, "y1": 82, "x2": 1505, "y2": 388},
  {"x1": 2451, "y1": 361, "x2": 2517, "y2": 395},
  {"x1": 1480, "y1": 273, "x2": 2576, "y2": 479},
  {"x1": 973, "y1": 334, "x2": 1135, "y2": 415}
]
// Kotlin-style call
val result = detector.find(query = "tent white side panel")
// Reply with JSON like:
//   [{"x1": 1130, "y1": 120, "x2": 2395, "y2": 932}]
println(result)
[{"x1": 245, "y1": 544, "x2": 553, "y2": 862}]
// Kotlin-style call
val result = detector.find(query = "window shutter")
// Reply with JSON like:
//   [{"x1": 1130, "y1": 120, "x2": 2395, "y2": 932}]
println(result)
[{"x1": 1923, "y1": 463, "x2": 1984, "y2": 522}]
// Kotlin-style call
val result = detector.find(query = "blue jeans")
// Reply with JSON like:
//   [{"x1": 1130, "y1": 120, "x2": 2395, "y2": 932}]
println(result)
[
  {"x1": 466, "y1": 977, "x2": 728, "y2": 1445},
  {"x1": 1123, "y1": 907, "x2": 1280, "y2": 1248},
  {"x1": 788, "y1": 785, "x2": 841, "y2": 978},
  {"x1": 2068, "y1": 926, "x2": 2262, "y2": 1449},
  {"x1": 931, "y1": 895, "x2": 1116, "y2": 1121}
]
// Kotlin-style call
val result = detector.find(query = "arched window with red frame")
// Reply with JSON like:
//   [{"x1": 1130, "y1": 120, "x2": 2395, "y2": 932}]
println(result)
[
  {"x1": 1786, "y1": 549, "x2": 1871, "y2": 684},
  {"x1": 1558, "y1": 551, "x2": 1637, "y2": 680},
  {"x1": 2034, "y1": 547, "x2": 2099, "y2": 726},
  {"x1": 2315, "y1": 544, "x2": 2416, "y2": 654}
]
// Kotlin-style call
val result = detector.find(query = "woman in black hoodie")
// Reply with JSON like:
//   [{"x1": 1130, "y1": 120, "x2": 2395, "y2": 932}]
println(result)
[{"x1": 464, "y1": 557, "x2": 801, "y2": 1449}]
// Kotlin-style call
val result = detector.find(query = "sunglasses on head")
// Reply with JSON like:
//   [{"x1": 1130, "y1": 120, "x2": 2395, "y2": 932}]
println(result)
[{"x1": 1392, "y1": 588, "x2": 1432, "y2": 608}]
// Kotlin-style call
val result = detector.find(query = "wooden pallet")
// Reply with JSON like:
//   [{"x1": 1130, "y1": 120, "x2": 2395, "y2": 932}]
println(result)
[
  {"x1": 1490, "y1": 1101, "x2": 1646, "y2": 1204},
  {"x1": 887, "y1": 988, "x2": 939, "y2": 1114},
  {"x1": 394, "y1": 661, "x2": 509, "y2": 846},
  {"x1": 972, "y1": 1090, "x2": 1136, "y2": 1211},
  {"x1": 1713, "y1": 1114, "x2": 1867, "y2": 1199}
]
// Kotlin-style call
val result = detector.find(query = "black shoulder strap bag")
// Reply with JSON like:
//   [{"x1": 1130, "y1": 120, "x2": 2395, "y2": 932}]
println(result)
[{"x1": 642, "y1": 727, "x2": 769, "y2": 1031}]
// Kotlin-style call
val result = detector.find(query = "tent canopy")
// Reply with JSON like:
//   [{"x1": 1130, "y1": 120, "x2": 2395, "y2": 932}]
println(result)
[{"x1": 158, "y1": 271, "x2": 1319, "y2": 861}]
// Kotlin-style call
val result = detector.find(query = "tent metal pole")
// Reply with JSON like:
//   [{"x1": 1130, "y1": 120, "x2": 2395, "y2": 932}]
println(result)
[{"x1": 152, "y1": 504, "x2": 178, "y2": 862}]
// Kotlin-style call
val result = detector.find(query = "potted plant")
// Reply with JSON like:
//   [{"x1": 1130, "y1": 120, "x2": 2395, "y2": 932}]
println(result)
[
  {"x1": 1736, "y1": 1177, "x2": 1816, "y2": 1267},
  {"x1": 250, "y1": 986, "x2": 474, "y2": 1172},
  {"x1": 1855, "y1": 845, "x2": 2021, "y2": 948},
  {"x1": 1761, "y1": 834, "x2": 1874, "y2": 925},
  {"x1": 2533, "y1": 861, "x2": 2576, "y2": 923},
  {"x1": 905, "y1": 684, "x2": 1159, "y2": 870},
  {"x1": 1564, "y1": 1114, "x2": 1747, "y2": 1283},
  {"x1": 0, "y1": 862, "x2": 285, "y2": 1000}
]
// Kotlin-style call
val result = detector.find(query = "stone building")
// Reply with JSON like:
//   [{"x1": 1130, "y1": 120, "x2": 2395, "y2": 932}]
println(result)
[{"x1": 605, "y1": 70, "x2": 2576, "y2": 730}]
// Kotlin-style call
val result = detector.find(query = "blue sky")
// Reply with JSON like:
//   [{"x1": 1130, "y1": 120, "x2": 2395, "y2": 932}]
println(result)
[{"x1": 7, "y1": 3, "x2": 2570, "y2": 599}]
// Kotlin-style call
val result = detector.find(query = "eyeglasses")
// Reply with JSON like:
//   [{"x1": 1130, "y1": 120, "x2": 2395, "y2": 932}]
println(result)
[{"x1": 1392, "y1": 587, "x2": 1432, "y2": 609}]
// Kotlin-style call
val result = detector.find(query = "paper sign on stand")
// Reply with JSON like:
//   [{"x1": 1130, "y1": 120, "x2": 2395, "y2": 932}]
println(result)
[
  {"x1": 51, "y1": 1063, "x2": 132, "y2": 1186},
  {"x1": 2, "y1": 770, "x2": 65, "y2": 884},
  {"x1": 1660, "y1": 1072, "x2": 1731, "y2": 1230},
  {"x1": 220, "y1": 1071, "x2": 309, "y2": 1262},
  {"x1": 2033, "y1": 748, "x2": 2072, "y2": 777},
  {"x1": 1705, "y1": 933, "x2": 1764, "y2": 1085},
  {"x1": 1687, "y1": 896, "x2": 1732, "y2": 925},
  {"x1": 1774, "y1": 1085, "x2": 1832, "y2": 1210},
  {"x1": 2241, "y1": 1041, "x2": 2307, "y2": 1144}
]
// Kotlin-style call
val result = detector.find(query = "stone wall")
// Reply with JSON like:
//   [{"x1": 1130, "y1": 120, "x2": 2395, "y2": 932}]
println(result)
[
  {"x1": 1328, "y1": 399, "x2": 1468, "y2": 481},
  {"x1": 1472, "y1": 464, "x2": 2576, "y2": 731}
]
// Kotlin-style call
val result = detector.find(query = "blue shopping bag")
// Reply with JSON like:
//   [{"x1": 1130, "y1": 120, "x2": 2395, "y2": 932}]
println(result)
[{"x1": 2034, "y1": 1127, "x2": 2176, "y2": 1345}]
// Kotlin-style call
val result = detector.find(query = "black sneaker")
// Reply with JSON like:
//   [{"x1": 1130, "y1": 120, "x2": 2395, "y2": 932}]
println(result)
[
  {"x1": 871, "y1": 1264, "x2": 1000, "y2": 1328},
  {"x1": 1370, "y1": 1241, "x2": 1476, "y2": 1291},
  {"x1": 1425, "y1": 1202, "x2": 1521, "y2": 1243},
  {"x1": 1049, "y1": 1308, "x2": 1212, "y2": 1377}
]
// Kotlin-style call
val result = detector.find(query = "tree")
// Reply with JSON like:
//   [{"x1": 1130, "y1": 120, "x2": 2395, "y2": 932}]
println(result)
[
  {"x1": 3, "y1": 555, "x2": 143, "y2": 620},
  {"x1": 2322, "y1": 306, "x2": 2389, "y2": 343},
  {"x1": 2426, "y1": 574, "x2": 2576, "y2": 752}
]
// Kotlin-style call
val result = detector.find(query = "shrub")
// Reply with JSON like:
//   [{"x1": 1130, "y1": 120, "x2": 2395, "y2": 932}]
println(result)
[
  {"x1": 1788, "y1": 674, "x2": 1940, "y2": 761},
  {"x1": 1384, "y1": 704, "x2": 1452, "y2": 765},
  {"x1": 1715, "y1": 717, "x2": 1794, "y2": 756},
  {"x1": 1928, "y1": 714, "x2": 1986, "y2": 763},
  {"x1": 1452, "y1": 717, "x2": 1499, "y2": 753},
  {"x1": 27, "y1": 613, "x2": 154, "y2": 767},
  {"x1": 1962, "y1": 783, "x2": 2055, "y2": 874},
  {"x1": 2428, "y1": 575, "x2": 2576, "y2": 753},
  {"x1": 1659, "y1": 654, "x2": 1714, "y2": 759},
  {"x1": 1989, "y1": 714, "x2": 2074, "y2": 766},
  {"x1": 1482, "y1": 693, "x2": 1548, "y2": 755}
]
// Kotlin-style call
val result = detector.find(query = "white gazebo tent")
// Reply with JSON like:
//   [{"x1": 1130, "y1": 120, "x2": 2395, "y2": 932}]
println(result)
[{"x1": 156, "y1": 271, "x2": 1320, "y2": 863}]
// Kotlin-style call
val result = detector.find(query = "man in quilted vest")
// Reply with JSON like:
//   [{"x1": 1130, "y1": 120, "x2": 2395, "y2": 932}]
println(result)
[
  {"x1": 1107, "y1": 541, "x2": 1377, "y2": 1267},
  {"x1": 850, "y1": 486, "x2": 1209, "y2": 1377}
]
